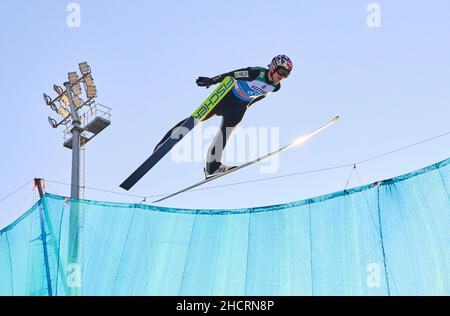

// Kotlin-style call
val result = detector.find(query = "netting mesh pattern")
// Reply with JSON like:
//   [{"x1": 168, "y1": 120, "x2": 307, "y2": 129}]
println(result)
[{"x1": 1, "y1": 159, "x2": 449, "y2": 296}]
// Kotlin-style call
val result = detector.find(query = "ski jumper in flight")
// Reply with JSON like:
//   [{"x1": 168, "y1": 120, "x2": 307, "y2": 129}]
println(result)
[{"x1": 154, "y1": 54, "x2": 293, "y2": 177}]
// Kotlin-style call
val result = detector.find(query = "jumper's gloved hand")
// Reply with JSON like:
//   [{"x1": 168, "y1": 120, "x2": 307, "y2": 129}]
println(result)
[{"x1": 196, "y1": 77, "x2": 215, "y2": 88}]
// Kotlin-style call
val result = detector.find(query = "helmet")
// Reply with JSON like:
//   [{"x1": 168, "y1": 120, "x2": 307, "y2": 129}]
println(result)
[{"x1": 269, "y1": 54, "x2": 293, "y2": 76}]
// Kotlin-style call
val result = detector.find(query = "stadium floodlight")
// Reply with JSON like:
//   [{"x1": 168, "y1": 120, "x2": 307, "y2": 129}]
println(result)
[
  {"x1": 71, "y1": 83, "x2": 82, "y2": 96},
  {"x1": 43, "y1": 93, "x2": 59, "y2": 112},
  {"x1": 86, "y1": 85, "x2": 97, "y2": 98},
  {"x1": 50, "y1": 103, "x2": 58, "y2": 113},
  {"x1": 60, "y1": 94, "x2": 69, "y2": 105},
  {"x1": 79, "y1": 62, "x2": 91, "y2": 75},
  {"x1": 72, "y1": 95, "x2": 84, "y2": 108},
  {"x1": 83, "y1": 74, "x2": 94, "y2": 86},
  {"x1": 48, "y1": 116, "x2": 58, "y2": 128},
  {"x1": 83, "y1": 74, "x2": 97, "y2": 98},
  {"x1": 53, "y1": 84, "x2": 64, "y2": 95},
  {"x1": 43, "y1": 93, "x2": 52, "y2": 105},
  {"x1": 58, "y1": 105, "x2": 70, "y2": 118},
  {"x1": 68, "y1": 72, "x2": 79, "y2": 84}
]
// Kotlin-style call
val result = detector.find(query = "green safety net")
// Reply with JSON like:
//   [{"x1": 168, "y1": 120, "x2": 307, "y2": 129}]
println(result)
[{"x1": 1, "y1": 158, "x2": 449, "y2": 296}]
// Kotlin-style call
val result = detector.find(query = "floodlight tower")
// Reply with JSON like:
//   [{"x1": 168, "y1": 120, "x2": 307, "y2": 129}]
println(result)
[{"x1": 43, "y1": 62, "x2": 111, "y2": 296}]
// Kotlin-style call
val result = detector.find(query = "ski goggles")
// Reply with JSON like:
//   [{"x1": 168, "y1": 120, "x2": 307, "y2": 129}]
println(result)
[{"x1": 276, "y1": 68, "x2": 291, "y2": 78}]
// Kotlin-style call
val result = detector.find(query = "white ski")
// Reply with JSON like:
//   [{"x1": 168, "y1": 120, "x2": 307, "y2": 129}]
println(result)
[{"x1": 153, "y1": 116, "x2": 340, "y2": 203}]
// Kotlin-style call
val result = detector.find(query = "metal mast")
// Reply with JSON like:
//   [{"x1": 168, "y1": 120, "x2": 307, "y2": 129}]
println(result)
[{"x1": 43, "y1": 62, "x2": 111, "y2": 296}]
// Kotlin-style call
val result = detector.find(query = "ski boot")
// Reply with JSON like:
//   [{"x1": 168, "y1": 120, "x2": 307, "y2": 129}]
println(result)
[{"x1": 204, "y1": 164, "x2": 237, "y2": 179}]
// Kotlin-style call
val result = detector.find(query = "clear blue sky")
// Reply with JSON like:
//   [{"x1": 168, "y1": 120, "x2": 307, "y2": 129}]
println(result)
[{"x1": 1, "y1": 0, "x2": 449, "y2": 229}]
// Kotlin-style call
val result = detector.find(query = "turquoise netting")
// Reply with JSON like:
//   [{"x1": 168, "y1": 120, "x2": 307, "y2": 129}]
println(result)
[{"x1": 1, "y1": 158, "x2": 449, "y2": 296}]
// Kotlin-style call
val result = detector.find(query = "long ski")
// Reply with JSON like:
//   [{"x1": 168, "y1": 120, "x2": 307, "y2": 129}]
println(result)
[
  {"x1": 120, "y1": 76, "x2": 236, "y2": 191},
  {"x1": 153, "y1": 115, "x2": 340, "y2": 203}
]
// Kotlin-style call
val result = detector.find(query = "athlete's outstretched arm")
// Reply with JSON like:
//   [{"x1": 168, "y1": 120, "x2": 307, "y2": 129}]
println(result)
[{"x1": 196, "y1": 67, "x2": 260, "y2": 88}]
